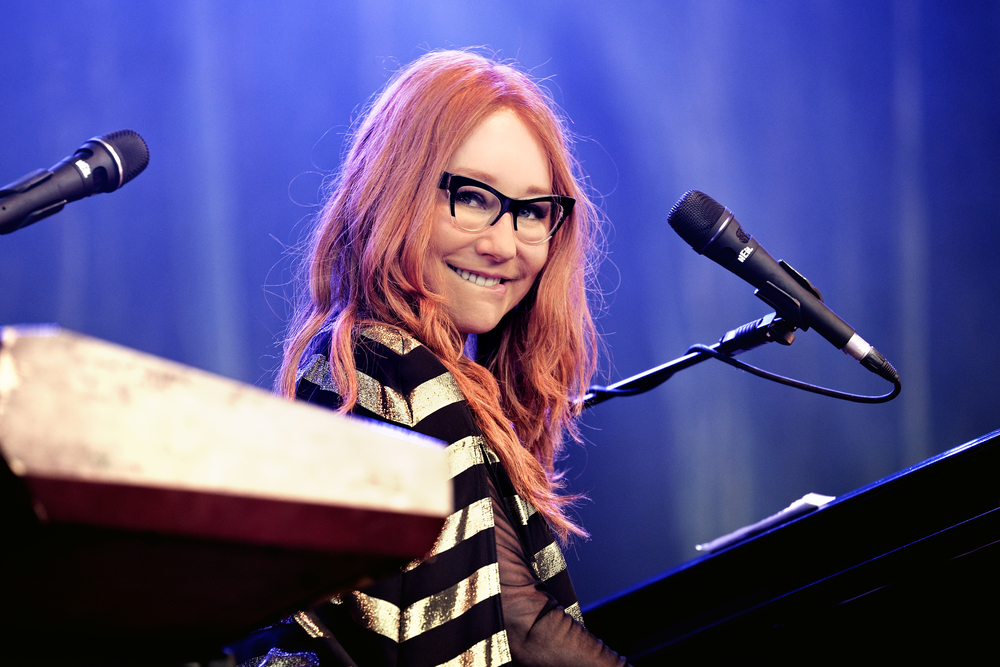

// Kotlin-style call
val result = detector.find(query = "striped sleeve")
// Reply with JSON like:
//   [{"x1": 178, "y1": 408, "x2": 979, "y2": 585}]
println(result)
[{"x1": 294, "y1": 327, "x2": 512, "y2": 667}]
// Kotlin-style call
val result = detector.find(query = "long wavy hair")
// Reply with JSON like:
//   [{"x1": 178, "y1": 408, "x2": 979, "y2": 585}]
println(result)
[{"x1": 279, "y1": 50, "x2": 600, "y2": 541}]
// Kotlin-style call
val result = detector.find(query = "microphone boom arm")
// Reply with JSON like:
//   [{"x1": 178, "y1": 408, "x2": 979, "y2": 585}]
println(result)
[
  {"x1": 581, "y1": 309, "x2": 901, "y2": 409},
  {"x1": 581, "y1": 312, "x2": 797, "y2": 409}
]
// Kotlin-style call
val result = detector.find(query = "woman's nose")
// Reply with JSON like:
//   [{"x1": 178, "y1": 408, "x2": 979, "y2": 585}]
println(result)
[{"x1": 475, "y1": 212, "x2": 518, "y2": 261}]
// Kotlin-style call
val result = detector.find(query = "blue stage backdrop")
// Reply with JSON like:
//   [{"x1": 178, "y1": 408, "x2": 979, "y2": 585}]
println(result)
[{"x1": 2, "y1": 1, "x2": 998, "y2": 607}]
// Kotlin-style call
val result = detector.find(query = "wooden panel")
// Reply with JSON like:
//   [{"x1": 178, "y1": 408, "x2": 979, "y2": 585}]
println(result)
[{"x1": 0, "y1": 325, "x2": 451, "y2": 664}]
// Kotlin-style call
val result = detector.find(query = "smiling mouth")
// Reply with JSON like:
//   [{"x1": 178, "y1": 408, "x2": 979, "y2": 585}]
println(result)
[{"x1": 449, "y1": 264, "x2": 506, "y2": 287}]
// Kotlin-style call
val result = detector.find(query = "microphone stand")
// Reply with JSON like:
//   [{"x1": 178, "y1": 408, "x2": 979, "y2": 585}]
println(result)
[{"x1": 582, "y1": 312, "x2": 796, "y2": 409}]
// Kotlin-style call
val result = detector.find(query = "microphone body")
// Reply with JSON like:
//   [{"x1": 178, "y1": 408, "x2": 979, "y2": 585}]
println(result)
[
  {"x1": 668, "y1": 190, "x2": 898, "y2": 381},
  {"x1": 0, "y1": 130, "x2": 149, "y2": 234}
]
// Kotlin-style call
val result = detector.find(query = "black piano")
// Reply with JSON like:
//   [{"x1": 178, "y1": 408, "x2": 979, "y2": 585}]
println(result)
[{"x1": 585, "y1": 429, "x2": 1000, "y2": 663}]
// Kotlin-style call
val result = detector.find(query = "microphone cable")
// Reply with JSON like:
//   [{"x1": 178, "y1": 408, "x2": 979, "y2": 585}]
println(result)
[
  {"x1": 582, "y1": 313, "x2": 901, "y2": 408},
  {"x1": 685, "y1": 343, "x2": 901, "y2": 404}
]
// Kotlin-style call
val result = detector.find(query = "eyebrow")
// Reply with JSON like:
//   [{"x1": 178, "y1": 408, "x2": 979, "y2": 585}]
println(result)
[{"x1": 451, "y1": 168, "x2": 554, "y2": 197}]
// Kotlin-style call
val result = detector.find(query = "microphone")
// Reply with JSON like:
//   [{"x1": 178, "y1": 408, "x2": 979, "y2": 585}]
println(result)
[
  {"x1": 0, "y1": 129, "x2": 149, "y2": 235},
  {"x1": 667, "y1": 190, "x2": 898, "y2": 383}
]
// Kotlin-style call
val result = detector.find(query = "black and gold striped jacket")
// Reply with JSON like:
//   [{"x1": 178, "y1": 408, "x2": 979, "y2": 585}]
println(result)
[{"x1": 236, "y1": 325, "x2": 581, "y2": 667}]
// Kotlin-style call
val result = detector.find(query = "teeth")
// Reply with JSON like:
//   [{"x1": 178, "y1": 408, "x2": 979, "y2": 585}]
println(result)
[{"x1": 452, "y1": 265, "x2": 501, "y2": 287}]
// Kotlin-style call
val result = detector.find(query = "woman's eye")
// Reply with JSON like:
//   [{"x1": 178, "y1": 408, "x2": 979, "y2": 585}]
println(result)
[
  {"x1": 455, "y1": 189, "x2": 489, "y2": 209},
  {"x1": 519, "y1": 203, "x2": 550, "y2": 222}
]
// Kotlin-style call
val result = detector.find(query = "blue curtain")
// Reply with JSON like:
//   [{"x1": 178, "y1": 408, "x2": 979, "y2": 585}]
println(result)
[{"x1": 2, "y1": 0, "x2": 998, "y2": 606}]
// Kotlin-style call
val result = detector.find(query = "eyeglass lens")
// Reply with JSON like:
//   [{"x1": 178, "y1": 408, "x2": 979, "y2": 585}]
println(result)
[{"x1": 452, "y1": 184, "x2": 561, "y2": 244}]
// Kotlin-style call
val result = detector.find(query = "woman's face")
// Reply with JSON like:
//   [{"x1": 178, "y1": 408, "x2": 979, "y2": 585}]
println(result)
[{"x1": 426, "y1": 110, "x2": 551, "y2": 336}]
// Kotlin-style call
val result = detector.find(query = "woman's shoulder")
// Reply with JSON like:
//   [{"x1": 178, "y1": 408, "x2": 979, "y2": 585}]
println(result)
[
  {"x1": 353, "y1": 325, "x2": 455, "y2": 394},
  {"x1": 354, "y1": 326, "x2": 463, "y2": 420},
  {"x1": 355, "y1": 323, "x2": 424, "y2": 356},
  {"x1": 296, "y1": 323, "x2": 477, "y2": 439},
  {"x1": 297, "y1": 324, "x2": 440, "y2": 389}
]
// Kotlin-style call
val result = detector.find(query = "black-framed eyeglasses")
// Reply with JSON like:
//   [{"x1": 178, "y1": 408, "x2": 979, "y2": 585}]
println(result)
[{"x1": 438, "y1": 172, "x2": 574, "y2": 245}]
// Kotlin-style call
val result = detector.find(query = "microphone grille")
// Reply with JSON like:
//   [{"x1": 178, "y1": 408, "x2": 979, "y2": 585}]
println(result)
[
  {"x1": 100, "y1": 130, "x2": 150, "y2": 185},
  {"x1": 667, "y1": 190, "x2": 727, "y2": 249}
]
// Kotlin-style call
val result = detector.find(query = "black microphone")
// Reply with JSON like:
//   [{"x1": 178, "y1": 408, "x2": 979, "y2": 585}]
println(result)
[
  {"x1": 0, "y1": 129, "x2": 149, "y2": 235},
  {"x1": 667, "y1": 190, "x2": 898, "y2": 382}
]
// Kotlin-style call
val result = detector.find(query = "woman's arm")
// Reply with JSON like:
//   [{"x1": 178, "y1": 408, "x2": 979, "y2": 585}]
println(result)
[{"x1": 490, "y1": 481, "x2": 630, "y2": 667}]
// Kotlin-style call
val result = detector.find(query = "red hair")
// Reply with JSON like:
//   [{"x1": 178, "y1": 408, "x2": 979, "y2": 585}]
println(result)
[{"x1": 279, "y1": 50, "x2": 600, "y2": 541}]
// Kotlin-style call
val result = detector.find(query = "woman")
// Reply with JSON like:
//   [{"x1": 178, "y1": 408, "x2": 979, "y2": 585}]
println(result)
[{"x1": 237, "y1": 50, "x2": 627, "y2": 667}]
